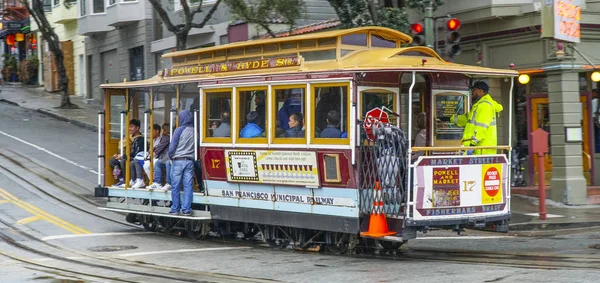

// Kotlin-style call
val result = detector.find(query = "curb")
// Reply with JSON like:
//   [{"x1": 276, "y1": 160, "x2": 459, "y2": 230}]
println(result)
[
  {"x1": 0, "y1": 98, "x2": 19, "y2": 106},
  {"x1": 36, "y1": 108, "x2": 98, "y2": 132},
  {"x1": 509, "y1": 220, "x2": 600, "y2": 231}
]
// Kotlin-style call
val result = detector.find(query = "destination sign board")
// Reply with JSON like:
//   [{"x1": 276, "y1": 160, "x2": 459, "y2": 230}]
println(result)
[{"x1": 164, "y1": 56, "x2": 301, "y2": 77}]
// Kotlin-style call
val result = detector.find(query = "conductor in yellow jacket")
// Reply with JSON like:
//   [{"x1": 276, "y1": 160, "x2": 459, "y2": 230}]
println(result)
[{"x1": 450, "y1": 81, "x2": 503, "y2": 155}]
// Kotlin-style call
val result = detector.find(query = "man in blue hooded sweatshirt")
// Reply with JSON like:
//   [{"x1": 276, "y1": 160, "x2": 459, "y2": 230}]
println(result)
[{"x1": 168, "y1": 110, "x2": 195, "y2": 215}]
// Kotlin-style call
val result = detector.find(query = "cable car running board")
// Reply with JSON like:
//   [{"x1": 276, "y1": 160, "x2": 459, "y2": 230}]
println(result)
[{"x1": 99, "y1": 203, "x2": 212, "y2": 220}]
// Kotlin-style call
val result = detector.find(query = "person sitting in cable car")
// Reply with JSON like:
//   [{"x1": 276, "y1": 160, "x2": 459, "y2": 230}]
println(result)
[
  {"x1": 110, "y1": 119, "x2": 147, "y2": 188},
  {"x1": 285, "y1": 112, "x2": 305, "y2": 138},
  {"x1": 277, "y1": 90, "x2": 302, "y2": 131},
  {"x1": 320, "y1": 110, "x2": 343, "y2": 138},
  {"x1": 212, "y1": 112, "x2": 231, "y2": 137},
  {"x1": 240, "y1": 111, "x2": 264, "y2": 138}
]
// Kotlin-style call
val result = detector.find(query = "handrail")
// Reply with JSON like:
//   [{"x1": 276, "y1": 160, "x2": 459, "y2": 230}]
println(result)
[
  {"x1": 582, "y1": 151, "x2": 592, "y2": 171},
  {"x1": 412, "y1": 146, "x2": 511, "y2": 151}
]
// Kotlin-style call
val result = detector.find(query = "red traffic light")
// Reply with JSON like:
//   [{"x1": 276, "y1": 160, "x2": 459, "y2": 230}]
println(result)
[
  {"x1": 411, "y1": 23, "x2": 423, "y2": 34},
  {"x1": 446, "y1": 18, "x2": 461, "y2": 31}
]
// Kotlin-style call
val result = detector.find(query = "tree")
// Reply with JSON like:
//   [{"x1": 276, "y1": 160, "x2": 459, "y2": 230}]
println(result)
[
  {"x1": 224, "y1": 0, "x2": 305, "y2": 38},
  {"x1": 148, "y1": 0, "x2": 224, "y2": 51},
  {"x1": 327, "y1": 0, "x2": 445, "y2": 34},
  {"x1": 22, "y1": 0, "x2": 77, "y2": 109}
]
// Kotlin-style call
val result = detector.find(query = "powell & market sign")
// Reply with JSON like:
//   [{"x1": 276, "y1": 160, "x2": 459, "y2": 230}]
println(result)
[{"x1": 164, "y1": 56, "x2": 302, "y2": 77}]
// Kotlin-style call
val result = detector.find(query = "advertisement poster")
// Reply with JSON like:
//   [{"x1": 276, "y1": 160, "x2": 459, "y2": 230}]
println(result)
[
  {"x1": 226, "y1": 150, "x2": 319, "y2": 187},
  {"x1": 481, "y1": 164, "x2": 503, "y2": 204},
  {"x1": 432, "y1": 167, "x2": 461, "y2": 207},
  {"x1": 413, "y1": 155, "x2": 508, "y2": 220}
]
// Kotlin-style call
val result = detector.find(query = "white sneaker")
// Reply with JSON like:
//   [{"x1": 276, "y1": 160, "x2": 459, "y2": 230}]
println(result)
[
  {"x1": 161, "y1": 183, "x2": 172, "y2": 192},
  {"x1": 148, "y1": 182, "x2": 162, "y2": 190},
  {"x1": 132, "y1": 179, "x2": 145, "y2": 188},
  {"x1": 129, "y1": 180, "x2": 135, "y2": 187}
]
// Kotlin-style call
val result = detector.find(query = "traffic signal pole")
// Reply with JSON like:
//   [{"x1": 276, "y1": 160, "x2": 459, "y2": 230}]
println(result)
[{"x1": 424, "y1": 1, "x2": 434, "y2": 48}]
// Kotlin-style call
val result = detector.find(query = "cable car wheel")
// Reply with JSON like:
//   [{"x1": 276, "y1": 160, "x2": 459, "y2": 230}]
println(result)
[
  {"x1": 184, "y1": 220, "x2": 209, "y2": 240},
  {"x1": 325, "y1": 232, "x2": 355, "y2": 255},
  {"x1": 263, "y1": 225, "x2": 291, "y2": 249},
  {"x1": 141, "y1": 215, "x2": 158, "y2": 232},
  {"x1": 158, "y1": 216, "x2": 180, "y2": 235}
]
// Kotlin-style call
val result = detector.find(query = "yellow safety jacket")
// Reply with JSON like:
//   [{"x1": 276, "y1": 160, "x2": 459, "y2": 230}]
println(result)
[{"x1": 451, "y1": 94, "x2": 503, "y2": 155}]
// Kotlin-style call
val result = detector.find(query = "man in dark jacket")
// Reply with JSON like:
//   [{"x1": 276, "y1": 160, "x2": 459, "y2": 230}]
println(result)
[
  {"x1": 168, "y1": 111, "x2": 196, "y2": 215},
  {"x1": 110, "y1": 119, "x2": 146, "y2": 187}
]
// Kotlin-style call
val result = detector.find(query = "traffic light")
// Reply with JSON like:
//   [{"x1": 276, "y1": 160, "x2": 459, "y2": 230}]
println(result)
[
  {"x1": 445, "y1": 18, "x2": 461, "y2": 57},
  {"x1": 411, "y1": 23, "x2": 425, "y2": 46}
]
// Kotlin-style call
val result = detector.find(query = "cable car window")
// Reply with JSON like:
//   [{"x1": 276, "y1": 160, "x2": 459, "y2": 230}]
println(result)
[
  {"x1": 342, "y1": 33, "x2": 367, "y2": 46},
  {"x1": 314, "y1": 85, "x2": 349, "y2": 141},
  {"x1": 274, "y1": 87, "x2": 305, "y2": 140},
  {"x1": 238, "y1": 89, "x2": 267, "y2": 140},
  {"x1": 204, "y1": 90, "x2": 232, "y2": 141},
  {"x1": 371, "y1": 34, "x2": 396, "y2": 48},
  {"x1": 361, "y1": 90, "x2": 397, "y2": 125},
  {"x1": 300, "y1": 50, "x2": 336, "y2": 61}
]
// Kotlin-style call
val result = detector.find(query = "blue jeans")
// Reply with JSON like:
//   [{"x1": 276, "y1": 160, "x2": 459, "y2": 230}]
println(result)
[
  {"x1": 153, "y1": 159, "x2": 171, "y2": 184},
  {"x1": 170, "y1": 160, "x2": 194, "y2": 213}
]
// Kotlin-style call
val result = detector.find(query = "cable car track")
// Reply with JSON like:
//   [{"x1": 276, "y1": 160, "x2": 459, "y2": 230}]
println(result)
[
  {"x1": 0, "y1": 150, "x2": 136, "y2": 229},
  {"x1": 0, "y1": 217, "x2": 275, "y2": 283},
  {"x1": 0, "y1": 142, "x2": 597, "y2": 271}
]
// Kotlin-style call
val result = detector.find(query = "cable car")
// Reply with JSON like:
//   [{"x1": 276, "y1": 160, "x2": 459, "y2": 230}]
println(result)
[{"x1": 96, "y1": 26, "x2": 517, "y2": 251}]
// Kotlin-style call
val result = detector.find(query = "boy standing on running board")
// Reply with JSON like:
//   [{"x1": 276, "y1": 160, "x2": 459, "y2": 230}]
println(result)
[{"x1": 168, "y1": 110, "x2": 195, "y2": 215}]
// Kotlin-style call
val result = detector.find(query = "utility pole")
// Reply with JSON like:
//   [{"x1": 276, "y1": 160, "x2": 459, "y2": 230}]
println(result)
[{"x1": 424, "y1": 0, "x2": 434, "y2": 48}]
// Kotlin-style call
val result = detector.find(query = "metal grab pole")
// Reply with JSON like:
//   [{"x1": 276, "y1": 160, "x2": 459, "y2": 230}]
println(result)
[
  {"x1": 406, "y1": 71, "x2": 416, "y2": 210},
  {"x1": 143, "y1": 110, "x2": 149, "y2": 159},
  {"x1": 194, "y1": 109, "x2": 198, "y2": 159},
  {"x1": 98, "y1": 111, "x2": 104, "y2": 187},
  {"x1": 120, "y1": 111, "x2": 125, "y2": 157},
  {"x1": 170, "y1": 109, "x2": 176, "y2": 142}
]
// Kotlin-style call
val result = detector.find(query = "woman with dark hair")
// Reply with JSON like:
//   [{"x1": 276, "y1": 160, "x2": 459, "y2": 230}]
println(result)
[{"x1": 285, "y1": 112, "x2": 305, "y2": 138}]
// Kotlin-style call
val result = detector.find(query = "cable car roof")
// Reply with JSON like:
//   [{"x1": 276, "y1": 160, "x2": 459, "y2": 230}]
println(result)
[{"x1": 101, "y1": 27, "x2": 518, "y2": 89}]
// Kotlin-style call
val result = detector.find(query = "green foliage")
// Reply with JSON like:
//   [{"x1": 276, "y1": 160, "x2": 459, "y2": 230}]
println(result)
[
  {"x1": 377, "y1": 7, "x2": 410, "y2": 34},
  {"x1": 328, "y1": 0, "x2": 411, "y2": 34},
  {"x1": 2, "y1": 54, "x2": 19, "y2": 82},
  {"x1": 406, "y1": 0, "x2": 445, "y2": 13},
  {"x1": 224, "y1": 0, "x2": 305, "y2": 37},
  {"x1": 18, "y1": 57, "x2": 40, "y2": 85}
]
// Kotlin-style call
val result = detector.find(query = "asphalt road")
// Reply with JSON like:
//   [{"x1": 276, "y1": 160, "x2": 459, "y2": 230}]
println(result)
[{"x1": 0, "y1": 102, "x2": 599, "y2": 283}]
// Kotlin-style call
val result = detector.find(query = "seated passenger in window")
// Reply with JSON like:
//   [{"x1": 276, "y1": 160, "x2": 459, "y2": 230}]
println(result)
[
  {"x1": 315, "y1": 91, "x2": 340, "y2": 133},
  {"x1": 212, "y1": 112, "x2": 231, "y2": 137},
  {"x1": 320, "y1": 110, "x2": 343, "y2": 138},
  {"x1": 240, "y1": 111, "x2": 264, "y2": 138},
  {"x1": 285, "y1": 112, "x2": 305, "y2": 138},
  {"x1": 412, "y1": 112, "x2": 427, "y2": 163},
  {"x1": 254, "y1": 92, "x2": 266, "y2": 129},
  {"x1": 278, "y1": 90, "x2": 302, "y2": 131}
]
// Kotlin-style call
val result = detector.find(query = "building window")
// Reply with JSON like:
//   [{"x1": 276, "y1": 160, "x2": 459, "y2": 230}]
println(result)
[
  {"x1": 53, "y1": 0, "x2": 59, "y2": 6},
  {"x1": 273, "y1": 86, "x2": 305, "y2": 142},
  {"x1": 238, "y1": 88, "x2": 267, "y2": 142},
  {"x1": 313, "y1": 84, "x2": 349, "y2": 143},
  {"x1": 93, "y1": 0, "x2": 105, "y2": 13},
  {"x1": 80, "y1": 0, "x2": 87, "y2": 16},
  {"x1": 204, "y1": 90, "x2": 232, "y2": 142},
  {"x1": 174, "y1": 0, "x2": 217, "y2": 11},
  {"x1": 109, "y1": 0, "x2": 115, "y2": 5}
]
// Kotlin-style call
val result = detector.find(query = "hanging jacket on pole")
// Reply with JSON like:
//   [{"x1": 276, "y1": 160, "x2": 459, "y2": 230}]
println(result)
[{"x1": 451, "y1": 94, "x2": 503, "y2": 155}]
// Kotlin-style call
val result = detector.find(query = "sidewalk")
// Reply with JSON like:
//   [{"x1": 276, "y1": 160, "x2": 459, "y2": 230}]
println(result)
[
  {"x1": 0, "y1": 83, "x2": 101, "y2": 132},
  {"x1": 1, "y1": 83, "x2": 599, "y2": 234}
]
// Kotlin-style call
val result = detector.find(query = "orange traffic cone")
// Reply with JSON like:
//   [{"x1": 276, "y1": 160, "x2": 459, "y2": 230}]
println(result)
[{"x1": 361, "y1": 181, "x2": 396, "y2": 237}]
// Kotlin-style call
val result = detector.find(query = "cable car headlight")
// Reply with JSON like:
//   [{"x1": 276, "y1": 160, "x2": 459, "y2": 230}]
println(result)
[
  {"x1": 518, "y1": 74, "x2": 530, "y2": 85},
  {"x1": 591, "y1": 71, "x2": 600, "y2": 82}
]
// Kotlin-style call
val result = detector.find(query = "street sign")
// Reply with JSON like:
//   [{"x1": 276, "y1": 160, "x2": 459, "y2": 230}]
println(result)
[
  {"x1": 363, "y1": 107, "x2": 389, "y2": 141},
  {"x1": 541, "y1": 0, "x2": 582, "y2": 43}
]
